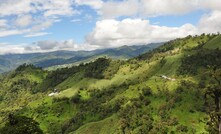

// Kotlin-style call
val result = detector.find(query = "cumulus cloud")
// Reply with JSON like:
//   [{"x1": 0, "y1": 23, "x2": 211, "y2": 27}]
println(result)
[
  {"x1": 86, "y1": 19, "x2": 197, "y2": 48},
  {"x1": 198, "y1": 10, "x2": 221, "y2": 33}
]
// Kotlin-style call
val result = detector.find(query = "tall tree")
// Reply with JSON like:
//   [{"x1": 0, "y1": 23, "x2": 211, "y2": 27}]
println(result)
[{"x1": 205, "y1": 67, "x2": 221, "y2": 133}]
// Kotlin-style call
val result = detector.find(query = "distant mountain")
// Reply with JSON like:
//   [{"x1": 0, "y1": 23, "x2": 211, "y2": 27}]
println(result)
[{"x1": 0, "y1": 43, "x2": 162, "y2": 73}]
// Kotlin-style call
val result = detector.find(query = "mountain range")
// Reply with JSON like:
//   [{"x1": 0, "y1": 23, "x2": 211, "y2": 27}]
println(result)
[{"x1": 0, "y1": 43, "x2": 162, "y2": 73}]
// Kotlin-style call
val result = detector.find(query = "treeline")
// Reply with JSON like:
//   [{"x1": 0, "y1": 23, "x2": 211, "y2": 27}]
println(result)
[{"x1": 178, "y1": 48, "x2": 221, "y2": 75}]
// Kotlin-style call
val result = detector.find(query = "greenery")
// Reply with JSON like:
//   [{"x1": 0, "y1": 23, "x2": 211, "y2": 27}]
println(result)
[
  {"x1": 0, "y1": 34, "x2": 221, "y2": 134},
  {"x1": 0, "y1": 114, "x2": 43, "y2": 134}
]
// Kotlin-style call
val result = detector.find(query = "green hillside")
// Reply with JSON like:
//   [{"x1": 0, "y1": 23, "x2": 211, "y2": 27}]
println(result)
[
  {"x1": 0, "y1": 34, "x2": 221, "y2": 134},
  {"x1": 204, "y1": 34, "x2": 221, "y2": 49}
]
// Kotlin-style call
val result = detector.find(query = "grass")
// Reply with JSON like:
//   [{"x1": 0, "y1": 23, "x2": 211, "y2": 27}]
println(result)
[
  {"x1": 73, "y1": 114, "x2": 119, "y2": 134},
  {"x1": 204, "y1": 35, "x2": 221, "y2": 49}
]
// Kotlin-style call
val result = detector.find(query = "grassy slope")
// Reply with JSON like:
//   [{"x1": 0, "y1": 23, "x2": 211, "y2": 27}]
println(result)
[
  {"x1": 204, "y1": 35, "x2": 221, "y2": 49},
  {"x1": 1, "y1": 34, "x2": 220, "y2": 134},
  {"x1": 70, "y1": 35, "x2": 214, "y2": 134}
]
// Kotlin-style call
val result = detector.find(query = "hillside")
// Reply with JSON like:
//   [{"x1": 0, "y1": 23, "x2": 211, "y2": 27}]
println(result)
[
  {"x1": 0, "y1": 34, "x2": 221, "y2": 134},
  {"x1": 0, "y1": 44, "x2": 161, "y2": 73},
  {"x1": 204, "y1": 34, "x2": 221, "y2": 49}
]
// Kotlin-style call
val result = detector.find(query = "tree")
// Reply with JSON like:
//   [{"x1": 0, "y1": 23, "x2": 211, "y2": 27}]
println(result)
[
  {"x1": 204, "y1": 67, "x2": 221, "y2": 133},
  {"x1": 0, "y1": 114, "x2": 43, "y2": 134}
]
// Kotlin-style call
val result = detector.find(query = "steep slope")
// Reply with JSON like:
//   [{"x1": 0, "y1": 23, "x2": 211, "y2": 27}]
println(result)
[
  {"x1": 0, "y1": 34, "x2": 221, "y2": 134},
  {"x1": 0, "y1": 64, "x2": 47, "y2": 125},
  {"x1": 204, "y1": 34, "x2": 221, "y2": 49}
]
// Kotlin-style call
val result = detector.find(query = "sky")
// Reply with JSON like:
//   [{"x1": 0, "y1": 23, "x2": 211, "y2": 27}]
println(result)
[{"x1": 0, "y1": 0, "x2": 221, "y2": 54}]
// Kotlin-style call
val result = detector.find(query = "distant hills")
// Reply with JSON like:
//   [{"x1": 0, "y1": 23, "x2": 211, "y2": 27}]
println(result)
[{"x1": 0, "y1": 43, "x2": 162, "y2": 73}]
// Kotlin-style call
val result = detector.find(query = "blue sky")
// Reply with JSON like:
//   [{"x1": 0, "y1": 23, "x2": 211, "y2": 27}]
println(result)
[{"x1": 0, "y1": 0, "x2": 221, "y2": 54}]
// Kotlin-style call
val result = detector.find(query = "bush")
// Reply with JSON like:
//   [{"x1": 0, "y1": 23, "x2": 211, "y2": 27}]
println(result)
[
  {"x1": 142, "y1": 86, "x2": 152, "y2": 96},
  {"x1": 176, "y1": 125, "x2": 188, "y2": 132},
  {"x1": 0, "y1": 114, "x2": 43, "y2": 134},
  {"x1": 70, "y1": 94, "x2": 81, "y2": 103}
]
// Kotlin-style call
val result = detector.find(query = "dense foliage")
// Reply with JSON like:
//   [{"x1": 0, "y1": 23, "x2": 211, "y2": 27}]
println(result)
[
  {"x1": 0, "y1": 114, "x2": 43, "y2": 134},
  {"x1": 178, "y1": 48, "x2": 221, "y2": 75}
]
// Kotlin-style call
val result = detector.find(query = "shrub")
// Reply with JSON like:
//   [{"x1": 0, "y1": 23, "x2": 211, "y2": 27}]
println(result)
[{"x1": 0, "y1": 114, "x2": 43, "y2": 134}]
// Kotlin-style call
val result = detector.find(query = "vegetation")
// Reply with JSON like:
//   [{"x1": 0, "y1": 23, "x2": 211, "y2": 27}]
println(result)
[
  {"x1": 0, "y1": 114, "x2": 43, "y2": 134},
  {"x1": 0, "y1": 44, "x2": 160, "y2": 73},
  {"x1": 0, "y1": 34, "x2": 221, "y2": 133}
]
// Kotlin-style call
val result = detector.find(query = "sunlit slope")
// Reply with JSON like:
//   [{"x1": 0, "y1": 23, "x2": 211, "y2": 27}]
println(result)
[
  {"x1": 1, "y1": 34, "x2": 220, "y2": 134},
  {"x1": 204, "y1": 34, "x2": 221, "y2": 49}
]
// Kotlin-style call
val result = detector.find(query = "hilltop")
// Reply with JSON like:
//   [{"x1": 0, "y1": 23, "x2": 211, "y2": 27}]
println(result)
[{"x1": 0, "y1": 34, "x2": 221, "y2": 134}]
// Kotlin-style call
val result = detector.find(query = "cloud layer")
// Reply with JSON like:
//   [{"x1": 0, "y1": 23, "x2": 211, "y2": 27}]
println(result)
[
  {"x1": 0, "y1": 0, "x2": 76, "y2": 37},
  {"x1": 0, "y1": 0, "x2": 221, "y2": 54},
  {"x1": 99, "y1": 0, "x2": 221, "y2": 18}
]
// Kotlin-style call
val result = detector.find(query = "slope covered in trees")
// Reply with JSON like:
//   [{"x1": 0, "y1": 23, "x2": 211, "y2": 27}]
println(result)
[{"x1": 0, "y1": 34, "x2": 220, "y2": 134}]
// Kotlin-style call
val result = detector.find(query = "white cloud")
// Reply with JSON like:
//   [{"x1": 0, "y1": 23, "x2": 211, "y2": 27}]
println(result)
[
  {"x1": 0, "y1": 0, "x2": 76, "y2": 37},
  {"x1": 75, "y1": 0, "x2": 103, "y2": 9},
  {"x1": 0, "y1": 44, "x2": 27, "y2": 54},
  {"x1": 0, "y1": 29, "x2": 24, "y2": 37},
  {"x1": 99, "y1": 0, "x2": 139, "y2": 18},
  {"x1": 200, "y1": 0, "x2": 221, "y2": 11},
  {"x1": 15, "y1": 14, "x2": 32, "y2": 27},
  {"x1": 41, "y1": 0, "x2": 76, "y2": 17},
  {"x1": 0, "y1": 0, "x2": 33, "y2": 16},
  {"x1": 97, "y1": 0, "x2": 198, "y2": 18},
  {"x1": 140, "y1": 0, "x2": 198, "y2": 17},
  {"x1": 30, "y1": 20, "x2": 53, "y2": 32},
  {"x1": 24, "y1": 32, "x2": 51, "y2": 37},
  {"x1": 98, "y1": 0, "x2": 221, "y2": 18},
  {"x1": 0, "y1": 19, "x2": 8, "y2": 28},
  {"x1": 198, "y1": 10, "x2": 221, "y2": 33},
  {"x1": 0, "y1": 0, "x2": 76, "y2": 17},
  {"x1": 86, "y1": 19, "x2": 198, "y2": 48}
]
